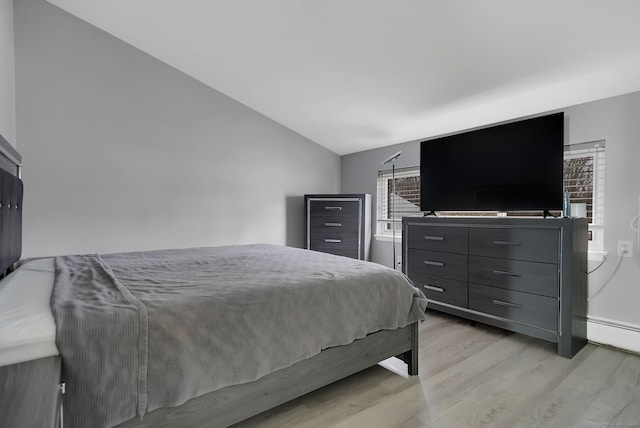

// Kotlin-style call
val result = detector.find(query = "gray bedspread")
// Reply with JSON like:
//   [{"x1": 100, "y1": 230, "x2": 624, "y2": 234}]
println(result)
[{"x1": 51, "y1": 244, "x2": 427, "y2": 428}]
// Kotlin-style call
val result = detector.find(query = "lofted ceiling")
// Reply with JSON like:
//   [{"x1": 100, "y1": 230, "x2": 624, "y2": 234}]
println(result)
[{"x1": 46, "y1": 0, "x2": 640, "y2": 155}]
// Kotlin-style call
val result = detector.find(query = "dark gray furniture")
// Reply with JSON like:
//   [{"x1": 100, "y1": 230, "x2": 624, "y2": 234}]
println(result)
[
  {"x1": 305, "y1": 194, "x2": 371, "y2": 260},
  {"x1": 403, "y1": 216, "x2": 588, "y2": 358},
  {"x1": 0, "y1": 133, "x2": 22, "y2": 276},
  {"x1": 0, "y1": 356, "x2": 61, "y2": 428}
]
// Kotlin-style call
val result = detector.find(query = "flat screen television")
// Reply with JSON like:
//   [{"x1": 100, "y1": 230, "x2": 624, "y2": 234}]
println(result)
[{"x1": 420, "y1": 112, "x2": 564, "y2": 213}]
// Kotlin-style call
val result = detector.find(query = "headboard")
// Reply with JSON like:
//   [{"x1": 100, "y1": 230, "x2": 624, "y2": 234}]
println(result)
[{"x1": 0, "y1": 133, "x2": 22, "y2": 275}]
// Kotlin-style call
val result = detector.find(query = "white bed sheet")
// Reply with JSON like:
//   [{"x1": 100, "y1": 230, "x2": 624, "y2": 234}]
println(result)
[{"x1": 0, "y1": 258, "x2": 58, "y2": 367}]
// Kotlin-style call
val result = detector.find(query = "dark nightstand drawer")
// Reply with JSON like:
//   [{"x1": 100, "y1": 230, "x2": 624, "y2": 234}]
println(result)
[
  {"x1": 407, "y1": 249, "x2": 468, "y2": 282},
  {"x1": 309, "y1": 216, "x2": 359, "y2": 235},
  {"x1": 409, "y1": 273, "x2": 468, "y2": 307},
  {"x1": 310, "y1": 234, "x2": 358, "y2": 250},
  {"x1": 469, "y1": 256, "x2": 558, "y2": 298},
  {"x1": 406, "y1": 224, "x2": 468, "y2": 254},
  {"x1": 469, "y1": 284, "x2": 558, "y2": 331},
  {"x1": 469, "y1": 228, "x2": 558, "y2": 263},
  {"x1": 309, "y1": 200, "x2": 360, "y2": 217},
  {"x1": 310, "y1": 247, "x2": 359, "y2": 259}
]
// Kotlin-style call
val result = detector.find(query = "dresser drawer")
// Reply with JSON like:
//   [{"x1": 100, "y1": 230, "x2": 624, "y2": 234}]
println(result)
[
  {"x1": 310, "y1": 234, "x2": 358, "y2": 249},
  {"x1": 405, "y1": 224, "x2": 468, "y2": 254},
  {"x1": 407, "y1": 249, "x2": 468, "y2": 282},
  {"x1": 308, "y1": 200, "x2": 360, "y2": 217},
  {"x1": 309, "y1": 236, "x2": 359, "y2": 259},
  {"x1": 309, "y1": 216, "x2": 359, "y2": 235},
  {"x1": 408, "y1": 273, "x2": 468, "y2": 307},
  {"x1": 469, "y1": 284, "x2": 558, "y2": 331},
  {"x1": 310, "y1": 247, "x2": 359, "y2": 259},
  {"x1": 469, "y1": 228, "x2": 558, "y2": 263},
  {"x1": 469, "y1": 256, "x2": 558, "y2": 298}
]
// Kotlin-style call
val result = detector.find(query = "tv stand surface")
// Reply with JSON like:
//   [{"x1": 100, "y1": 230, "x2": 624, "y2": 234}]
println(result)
[{"x1": 402, "y1": 216, "x2": 588, "y2": 358}]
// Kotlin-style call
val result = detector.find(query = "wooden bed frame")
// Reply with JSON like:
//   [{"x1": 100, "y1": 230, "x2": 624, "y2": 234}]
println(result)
[{"x1": 0, "y1": 138, "x2": 420, "y2": 428}]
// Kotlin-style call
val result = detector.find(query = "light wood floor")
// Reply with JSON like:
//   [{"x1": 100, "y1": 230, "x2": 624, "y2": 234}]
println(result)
[{"x1": 233, "y1": 310, "x2": 640, "y2": 428}]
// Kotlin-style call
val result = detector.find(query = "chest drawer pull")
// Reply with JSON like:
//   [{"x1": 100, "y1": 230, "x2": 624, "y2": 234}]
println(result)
[
  {"x1": 423, "y1": 260, "x2": 445, "y2": 267},
  {"x1": 493, "y1": 240, "x2": 523, "y2": 246},
  {"x1": 324, "y1": 222, "x2": 342, "y2": 227},
  {"x1": 424, "y1": 235, "x2": 445, "y2": 241},
  {"x1": 324, "y1": 239, "x2": 342, "y2": 243},
  {"x1": 492, "y1": 299, "x2": 523, "y2": 309},
  {"x1": 324, "y1": 206, "x2": 342, "y2": 211},
  {"x1": 423, "y1": 285, "x2": 444, "y2": 293},
  {"x1": 492, "y1": 269, "x2": 523, "y2": 278}
]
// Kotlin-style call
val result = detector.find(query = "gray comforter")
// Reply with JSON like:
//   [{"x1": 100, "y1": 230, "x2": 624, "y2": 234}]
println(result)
[{"x1": 51, "y1": 244, "x2": 427, "y2": 428}]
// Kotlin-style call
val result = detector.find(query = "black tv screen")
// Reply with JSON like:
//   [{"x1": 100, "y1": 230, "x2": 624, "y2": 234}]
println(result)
[{"x1": 420, "y1": 112, "x2": 564, "y2": 212}]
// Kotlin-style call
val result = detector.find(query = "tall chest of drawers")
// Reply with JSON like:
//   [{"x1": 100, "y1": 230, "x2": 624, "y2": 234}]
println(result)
[
  {"x1": 402, "y1": 216, "x2": 588, "y2": 358},
  {"x1": 305, "y1": 194, "x2": 371, "y2": 260}
]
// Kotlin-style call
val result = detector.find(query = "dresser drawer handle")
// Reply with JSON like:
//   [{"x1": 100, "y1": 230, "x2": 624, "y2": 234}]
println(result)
[
  {"x1": 324, "y1": 206, "x2": 342, "y2": 211},
  {"x1": 424, "y1": 235, "x2": 444, "y2": 241},
  {"x1": 324, "y1": 222, "x2": 342, "y2": 227},
  {"x1": 324, "y1": 239, "x2": 342, "y2": 243},
  {"x1": 492, "y1": 299, "x2": 523, "y2": 309},
  {"x1": 423, "y1": 285, "x2": 444, "y2": 293},
  {"x1": 493, "y1": 240, "x2": 523, "y2": 246},
  {"x1": 423, "y1": 260, "x2": 445, "y2": 267},
  {"x1": 492, "y1": 270, "x2": 523, "y2": 278}
]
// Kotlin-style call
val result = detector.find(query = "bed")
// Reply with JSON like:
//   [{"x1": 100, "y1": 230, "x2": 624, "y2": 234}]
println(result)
[{"x1": 0, "y1": 138, "x2": 426, "y2": 428}]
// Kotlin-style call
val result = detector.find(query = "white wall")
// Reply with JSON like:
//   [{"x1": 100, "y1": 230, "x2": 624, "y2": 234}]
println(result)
[
  {"x1": 15, "y1": 0, "x2": 340, "y2": 257},
  {"x1": 342, "y1": 91, "x2": 640, "y2": 329},
  {"x1": 568, "y1": 94, "x2": 640, "y2": 327},
  {"x1": 0, "y1": 0, "x2": 16, "y2": 145}
]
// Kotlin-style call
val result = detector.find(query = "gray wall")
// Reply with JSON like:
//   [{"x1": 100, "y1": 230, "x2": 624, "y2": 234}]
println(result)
[
  {"x1": 0, "y1": 0, "x2": 15, "y2": 145},
  {"x1": 342, "y1": 91, "x2": 640, "y2": 327},
  {"x1": 15, "y1": 0, "x2": 340, "y2": 258}
]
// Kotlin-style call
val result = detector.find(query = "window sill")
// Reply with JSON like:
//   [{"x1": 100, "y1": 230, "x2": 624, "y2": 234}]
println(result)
[{"x1": 375, "y1": 234, "x2": 401, "y2": 242}]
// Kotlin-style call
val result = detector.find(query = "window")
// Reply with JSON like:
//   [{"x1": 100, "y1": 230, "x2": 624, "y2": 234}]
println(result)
[
  {"x1": 376, "y1": 166, "x2": 421, "y2": 237},
  {"x1": 376, "y1": 140, "x2": 605, "y2": 255},
  {"x1": 563, "y1": 140, "x2": 606, "y2": 254}
]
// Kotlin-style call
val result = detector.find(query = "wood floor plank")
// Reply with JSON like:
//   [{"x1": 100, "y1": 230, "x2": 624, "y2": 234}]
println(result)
[
  {"x1": 513, "y1": 346, "x2": 630, "y2": 428},
  {"x1": 330, "y1": 382, "x2": 428, "y2": 428},
  {"x1": 422, "y1": 335, "x2": 562, "y2": 427},
  {"x1": 566, "y1": 350, "x2": 640, "y2": 428},
  {"x1": 419, "y1": 315, "x2": 513, "y2": 378},
  {"x1": 232, "y1": 310, "x2": 640, "y2": 428}
]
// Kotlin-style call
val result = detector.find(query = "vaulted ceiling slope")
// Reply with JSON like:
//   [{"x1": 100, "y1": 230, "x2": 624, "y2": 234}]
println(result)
[{"x1": 47, "y1": 0, "x2": 640, "y2": 155}]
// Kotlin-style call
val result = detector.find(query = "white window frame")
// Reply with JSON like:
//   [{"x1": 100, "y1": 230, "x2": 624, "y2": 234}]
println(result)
[
  {"x1": 376, "y1": 166, "x2": 421, "y2": 239},
  {"x1": 563, "y1": 140, "x2": 606, "y2": 257}
]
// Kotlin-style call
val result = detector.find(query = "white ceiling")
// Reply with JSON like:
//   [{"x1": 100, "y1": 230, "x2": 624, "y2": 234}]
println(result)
[{"x1": 47, "y1": 0, "x2": 640, "y2": 155}]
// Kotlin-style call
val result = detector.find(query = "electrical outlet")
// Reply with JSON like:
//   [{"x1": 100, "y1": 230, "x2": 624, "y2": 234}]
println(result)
[{"x1": 618, "y1": 240, "x2": 633, "y2": 258}]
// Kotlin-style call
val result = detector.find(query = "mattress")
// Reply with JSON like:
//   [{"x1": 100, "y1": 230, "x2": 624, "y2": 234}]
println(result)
[{"x1": 0, "y1": 258, "x2": 58, "y2": 367}]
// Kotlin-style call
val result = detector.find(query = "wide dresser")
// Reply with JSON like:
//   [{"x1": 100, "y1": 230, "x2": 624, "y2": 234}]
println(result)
[{"x1": 402, "y1": 216, "x2": 588, "y2": 358}]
